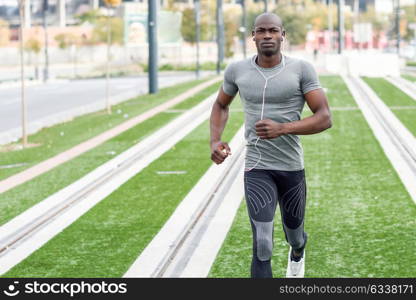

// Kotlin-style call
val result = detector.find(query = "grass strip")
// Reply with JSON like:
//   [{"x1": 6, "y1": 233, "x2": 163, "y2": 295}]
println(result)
[
  {"x1": 362, "y1": 77, "x2": 416, "y2": 136},
  {"x1": 0, "y1": 82, "x2": 221, "y2": 226},
  {"x1": 209, "y1": 75, "x2": 416, "y2": 277},
  {"x1": 0, "y1": 77, "x2": 212, "y2": 181},
  {"x1": 2, "y1": 99, "x2": 244, "y2": 277}
]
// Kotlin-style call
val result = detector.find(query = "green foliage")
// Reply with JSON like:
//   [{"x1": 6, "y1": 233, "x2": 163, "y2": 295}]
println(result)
[
  {"x1": 164, "y1": 0, "x2": 180, "y2": 11},
  {"x1": 54, "y1": 33, "x2": 79, "y2": 49},
  {"x1": 246, "y1": 7, "x2": 264, "y2": 33},
  {"x1": 0, "y1": 18, "x2": 10, "y2": 46},
  {"x1": 246, "y1": 0, "x2": 311, "y2": 46},
  {"x1": 75, "y1": 9, "x2": 103, "y2": 25},
  {"x1": 91, "y1": 17, "x2": 124, "y2": 45},
  {"x1": 272, "y1": 4, "x2": 308, "y2": 46},
  {"x1": 224, "y1": 7, "x2": 240, "y2": 58},
  {"x1": 402, "y1": 5, "x2": 416, "y2": 41},
  {"x1": 247, "y1": 0, "x2": 389, "y2": 46},
  {"x1": 180, "y1": 8, "x2": 197, "y2": 43},
  {"x1": 182, "y1": 4, "x2": 241, "y2": 57},
  {"x1": 358, "y1": 6, "x2": 389, "y2": 33},
  {"x1": 180, "y1": 8, "x2": 211, "y2": 43}
]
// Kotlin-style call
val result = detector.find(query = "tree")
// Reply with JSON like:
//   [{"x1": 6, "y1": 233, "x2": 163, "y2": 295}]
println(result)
[
  {"x1": 55, "y1": 32, "x2": 79, "y2": 49},
  {"x1": 272, "y1": 3, "x2": 308, "y2": 46},
  {"x1": 402, "y1": 5, "x2": 415, "y2": 42},
  {"x1": 0, "y1": 18, "x2": 10, "y2": 46},
  {"x1": 55, "y1": 33, "x2": 80, "y2": 77},
  {"x1": 180, "y1": 8, "x2": 197, "y2": 43},
  {"x1": 75, "y1": 9, "x2": 102, "y2": 25},
  {"x1": 164, "y1": 0, "x2": 179, "y2": 11},
  {"x1": 24, "y1": 38, "x2": 41, "y2": 79},
  {"x1": 224, "y1": 7, "x2": 240, "y2": 57},
  {"x1": 180, "y1": 7, "x2": 211, "y2": 43},
  {"x1": 24, "y1": 38, "x2": 41, "y2": 53},
  {"x1": 200, "y1": 0, "x2": 217, "y2": 41}
]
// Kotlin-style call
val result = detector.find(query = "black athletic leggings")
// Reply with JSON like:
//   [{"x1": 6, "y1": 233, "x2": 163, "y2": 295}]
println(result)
[{"x1": 244, "y1": 168, "x2": 307, "y2": 278}]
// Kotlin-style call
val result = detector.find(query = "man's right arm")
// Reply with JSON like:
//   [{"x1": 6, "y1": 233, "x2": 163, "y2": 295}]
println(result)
[{"x1": 210, "y1": 87, "x2": 235, "y2": 164}]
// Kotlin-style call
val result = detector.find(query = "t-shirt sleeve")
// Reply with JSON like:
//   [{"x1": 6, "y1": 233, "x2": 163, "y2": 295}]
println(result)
[
  {"x1": 300, "y1": 60, "x2": 321, "y2": 94},
  {"x1": 222, "y1": 63, "x2": 238, "y2": 96}
]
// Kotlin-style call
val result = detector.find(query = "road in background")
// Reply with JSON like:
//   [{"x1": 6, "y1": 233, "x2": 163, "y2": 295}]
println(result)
[{"x1": 0, "y1": 71, "x2": 214, "y2": 144}]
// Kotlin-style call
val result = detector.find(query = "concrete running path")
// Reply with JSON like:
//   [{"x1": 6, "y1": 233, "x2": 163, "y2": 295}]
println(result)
[{"x1": 0, "y1": 76, "x2": 221, "y2": 195}]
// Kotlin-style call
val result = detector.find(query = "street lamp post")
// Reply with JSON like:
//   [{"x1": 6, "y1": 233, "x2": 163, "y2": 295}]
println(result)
[
  {"x1": 216, "y1": 0, "x2": 224, "y2": 75},
  {"x1": 337, "y1": 0, "x2": 345, "y2": 54},
  {"x1": 328, "y1": 0, "x2": 333, "y2": 52},
  {"x1": 18, "y1": 0, "x2": 28, "y2": 147},
  {"x1": 42, "y1": 0, "x2": 49, "y2": 82},
  {"x1": 395, "y1": 0, "x2": 401, "y2": 54},
  {"x1": 240, "y1": 0, "x2": 247, "y2": 59},
  {"x1": 103, "y1": 0, "x2": 122, "y2": 114},
  {"x1": 148, "y1": 0, "x2": 158, "y2": 94}
]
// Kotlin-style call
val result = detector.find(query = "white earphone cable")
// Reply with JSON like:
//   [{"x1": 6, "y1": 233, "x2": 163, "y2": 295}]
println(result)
[{"x1": 245, "y1": 53, "x2": 286, "y2": 172}]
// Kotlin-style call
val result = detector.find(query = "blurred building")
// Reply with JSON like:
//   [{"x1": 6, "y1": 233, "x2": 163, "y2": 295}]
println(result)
[
  {"x1": 0, "y1": 0, "x2": 94, "y2": 27},
  {"x1": 321, "y1": 0, "x2": 414, "y2": 13}
]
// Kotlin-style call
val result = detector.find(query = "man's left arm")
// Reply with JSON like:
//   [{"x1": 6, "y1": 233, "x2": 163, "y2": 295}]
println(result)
[{"x1": 255, "y1": 88, "x2": 332, "y2": 139}]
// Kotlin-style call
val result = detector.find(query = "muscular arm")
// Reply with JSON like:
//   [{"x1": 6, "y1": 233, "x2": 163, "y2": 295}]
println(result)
[
  {"x1": 255, "y1": 88, "x2": 332, "y2": 139},
  {"x1": 284, "y1": 88, "x2": 332, "y2": 135},
  {"x1": 210, "y1": 87, "x2": 235, "y2": 164}
]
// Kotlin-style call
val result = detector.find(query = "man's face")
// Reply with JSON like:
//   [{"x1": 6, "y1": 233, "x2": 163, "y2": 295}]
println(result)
[{"x1": 252, "y1": 21, "x2": 285, "y2": 57}]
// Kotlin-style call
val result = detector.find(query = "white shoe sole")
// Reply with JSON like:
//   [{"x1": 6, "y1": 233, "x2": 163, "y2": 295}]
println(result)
[{"x1": 286, "y1": 247, "x2": 305, "y2": 278}]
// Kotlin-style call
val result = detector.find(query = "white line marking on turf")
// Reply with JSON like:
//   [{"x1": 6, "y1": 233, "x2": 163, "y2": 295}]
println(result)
[
  {"x1": 156, "y1": 171, "x2": 187, "y2": 175},
  {"x1": 0, "y1": 163, "x2": 29, "y2": 169}
]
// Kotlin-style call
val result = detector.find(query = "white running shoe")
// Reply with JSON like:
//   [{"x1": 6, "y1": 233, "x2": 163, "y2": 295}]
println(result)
[{"x1": 286, "y1": 247, "x2": 305, "y2": 278}]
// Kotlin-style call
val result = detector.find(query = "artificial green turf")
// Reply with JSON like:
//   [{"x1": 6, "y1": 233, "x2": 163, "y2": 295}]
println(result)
[
  {"x1": 2, "y1": 99, "x2": 244, "y2": 277},
  {"x1": 0, "y1": 82, "x2": 222, "y2": 227},
  {"x1": 402, "y1": 74, "x2": 416, "y2": 82},
  {"x1": 0, "y1": 77, "x2": 213, "y2": 181},
  {"x1": 209, "y1": 75, "x2": 416, "y2": 278},
  {"x1": 362, "y1": 77, "x2": 416, "y2": 136}
]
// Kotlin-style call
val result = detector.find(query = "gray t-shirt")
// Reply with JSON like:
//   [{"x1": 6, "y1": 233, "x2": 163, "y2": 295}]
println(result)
[{"x1": 222, "y1": 55, "x2": 321, "y2": 171}]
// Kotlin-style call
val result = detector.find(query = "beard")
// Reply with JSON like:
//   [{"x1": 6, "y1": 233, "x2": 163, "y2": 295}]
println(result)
[
  {"x1": 257, "y1": 43, "x2": 280, "y2": 57},
  {"x1": 261, "y1": 48, "x2": 279, "y2": 57}
]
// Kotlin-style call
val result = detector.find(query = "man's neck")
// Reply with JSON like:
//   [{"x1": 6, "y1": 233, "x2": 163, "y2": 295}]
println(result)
[{"x1": 256, "y1": 52, "x2": 282, "y2": 68}]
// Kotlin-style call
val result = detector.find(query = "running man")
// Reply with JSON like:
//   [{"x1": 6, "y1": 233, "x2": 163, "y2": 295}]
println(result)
[{"x1": 209, "y1": 13, "x2": 332, "y2": 278}]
